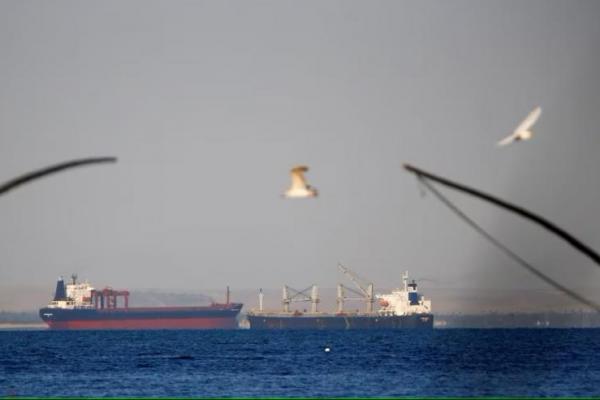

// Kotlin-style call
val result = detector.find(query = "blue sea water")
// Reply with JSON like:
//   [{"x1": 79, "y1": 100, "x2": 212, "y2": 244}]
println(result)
[{"x1": 2, "y1": 329, "x2": 600, "y2": 397}]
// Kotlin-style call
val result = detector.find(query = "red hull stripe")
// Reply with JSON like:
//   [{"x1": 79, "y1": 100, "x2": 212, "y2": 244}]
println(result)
[{"x1": 46, "y1": 317, "x2": 238, "y2": 330}]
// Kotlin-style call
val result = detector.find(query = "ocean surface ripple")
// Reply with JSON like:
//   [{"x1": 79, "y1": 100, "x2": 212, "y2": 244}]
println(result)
[{"x1": 1, "y1": 329, "x2": 600, "y2": 397}]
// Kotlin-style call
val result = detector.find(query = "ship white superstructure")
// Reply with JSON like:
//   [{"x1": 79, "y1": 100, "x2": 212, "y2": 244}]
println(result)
[
  {"x1": 65, "y1": 276, "x2": 94, "y2": 306},
  {"x1": 376, "y1": 271, "x2": 432, "y2": 316},
  {"x1": 46, "y1": 274, "x2": 95, "y2": 309}
]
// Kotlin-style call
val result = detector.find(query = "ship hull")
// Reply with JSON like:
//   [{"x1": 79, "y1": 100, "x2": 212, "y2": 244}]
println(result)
[
  {"x1": 247, "y1": 313, "x2": 433, "y2": 330},
  {"x1": 39, "y1": 304, "x2": 243, "y2": 330}
]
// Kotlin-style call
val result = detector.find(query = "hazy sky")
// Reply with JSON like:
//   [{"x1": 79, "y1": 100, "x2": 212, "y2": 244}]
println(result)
[{"x1": 1, "y1": 1, "x2": 599, "y2": 310}]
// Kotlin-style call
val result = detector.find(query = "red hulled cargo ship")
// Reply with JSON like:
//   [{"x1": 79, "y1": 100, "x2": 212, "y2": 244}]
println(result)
[{"x1": 39, "y1": 275, "x2": 242, "y2": 330}]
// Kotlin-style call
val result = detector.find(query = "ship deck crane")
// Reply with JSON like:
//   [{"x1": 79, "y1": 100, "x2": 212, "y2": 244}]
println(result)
[
  {"x1": 337, "y1": 263, "x2": 374, "y2": 313},
  {"x1": 282, "y1": 285, "x2": 319, "y2": 313},
  {"x1": 91, "y1": 287, "x2": 130, "y2": 309}
]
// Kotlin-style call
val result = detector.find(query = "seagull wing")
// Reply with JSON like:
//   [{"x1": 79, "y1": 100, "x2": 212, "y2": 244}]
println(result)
[
  {"x1": 497, "y1": 133, "x2": 516, "y2": 147},
  {"x1": 515, "y1": 106, "x2": 542, "y2": 133},
  {"x1": 290, "y1": 166, "x2": 309, "y2": 190}
]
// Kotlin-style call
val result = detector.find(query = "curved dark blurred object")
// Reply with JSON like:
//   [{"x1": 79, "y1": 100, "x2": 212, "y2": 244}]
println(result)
[
  {"x1": 0, "y1": 157, "x2": 117, "y2": 197},
  {"x1": 415, "y1": 173, "x2": 600, "y2": 312},
  {"x1": 404, "y1": 163, "x2": 600, "y2": 268}
]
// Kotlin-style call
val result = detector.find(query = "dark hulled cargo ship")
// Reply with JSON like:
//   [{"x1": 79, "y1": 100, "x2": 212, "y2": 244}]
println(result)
[
  {"x1": 39, "y1": 275, "x2": 242, "y2": 330},
  {"x1": 246, "y1": 266, "x2": 433, "y2": 330},
  {"x1": 247, "y1": 313, "x2": 432, "y2": 329}
]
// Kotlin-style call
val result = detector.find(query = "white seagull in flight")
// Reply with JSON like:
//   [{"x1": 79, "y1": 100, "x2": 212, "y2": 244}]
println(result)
[
  {"x1": 283, "y1": 166, "x2": 318, "y2": 198},
  {"x1": 497, "y1": 106, "x2": 542, "y2": 147}
]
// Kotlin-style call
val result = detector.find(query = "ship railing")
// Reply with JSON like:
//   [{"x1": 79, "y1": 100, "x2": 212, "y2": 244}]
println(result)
[{"x1": 73, "y1": 305, "x2": 96, "y2": 309}]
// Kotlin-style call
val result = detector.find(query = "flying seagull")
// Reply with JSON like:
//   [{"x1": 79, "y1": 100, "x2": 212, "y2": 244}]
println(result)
[
  {"x1": 497, "y1": 106, "x2": 542, "y2": 147},
  {"x1": 283, "y1": 165, "x2": 318, "y2": 198},
  {"x1": 0, "y1": 157, "x2": 117, "y2": 197}
]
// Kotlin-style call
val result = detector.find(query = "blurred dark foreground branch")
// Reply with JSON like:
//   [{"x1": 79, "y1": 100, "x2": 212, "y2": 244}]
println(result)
[
  {"x1": 404, "y1": 163, "x2": 600, "y2": 268},
  {"x1": 0, "y1": 157, "x2": 117, "y2": 197},
  {"x1": 404, "y1": 163, "x2": 600, "y2": 312}
]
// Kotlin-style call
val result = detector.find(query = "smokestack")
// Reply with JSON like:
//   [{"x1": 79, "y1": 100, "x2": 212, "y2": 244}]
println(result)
[{"x1": 53, "y1": 277, "x2": 67, "y2": 301}]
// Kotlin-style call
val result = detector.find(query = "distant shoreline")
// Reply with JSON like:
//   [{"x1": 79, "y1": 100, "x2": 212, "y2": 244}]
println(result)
[
  {"x1": 3, "y1": 311, "x2": 600, "y2": 330},
  {"x1": 0, "y1": 323, "x2": 46, "y2": 330}
]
